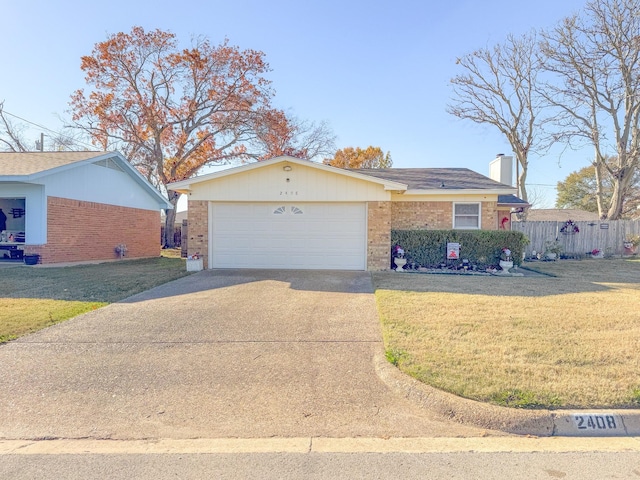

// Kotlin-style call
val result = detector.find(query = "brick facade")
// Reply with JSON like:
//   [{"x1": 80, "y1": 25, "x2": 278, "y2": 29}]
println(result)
[
  {"x1": 481, "y1": 201, "x2": 498, "y2": 230},
  {"x1": 366, "y1": 201, "x2": 392, "y2": 271},
  {"x1": 25, "y1": 196, "x2": 160, "y2": 264},
  {"x1": 186, "y1": 200, "x2": 209, "y2": 268},
  {"x1": 188, "y1": 199, "x2": 503, "y2": 272},
  {"x1": 390, "y1": 202, "x2": 453, "y2": 230},
  {"x1": 390, "y1": 201, "x2": 499, "y2": 231}
]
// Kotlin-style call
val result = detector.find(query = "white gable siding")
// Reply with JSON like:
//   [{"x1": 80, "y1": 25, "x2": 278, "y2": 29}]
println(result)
[
  {"x1": 188, "y1": 163, "x2": 392, "y2": 202},
  {"x1": 42, "y1": 163, "x2": 163, "y2": 211}
]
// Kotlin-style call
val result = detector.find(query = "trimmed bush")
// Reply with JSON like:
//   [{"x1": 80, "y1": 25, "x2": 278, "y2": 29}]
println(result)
[{"x1": 391, "y1": 230, "x2": 529, "y2": 269}]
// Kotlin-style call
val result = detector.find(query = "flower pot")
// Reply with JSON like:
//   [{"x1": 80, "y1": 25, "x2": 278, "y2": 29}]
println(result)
[
  {"x1": 499, "y1": 260, "x2": 513, "y2": 271},
  {"x1": 23, "y1": 254, "x2": 40, "y2": 265},
  {"x1": 393, "y1": 257, "x2": 407, "y2": 272},
  {"x1": 545, "y1": 252, "x2": 557, "y2": 260},
  {"x1": 186, "y1": 258, "x2": 203, "y2": 272}
]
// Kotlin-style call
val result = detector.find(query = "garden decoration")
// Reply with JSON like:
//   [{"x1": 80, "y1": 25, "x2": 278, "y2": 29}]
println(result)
[
  {"x1": 392, "y1": 244, "x2": 407, "y2": 272},
  {"x1": 544, "y1": 240, "x2": 562, "y2": 260},
  {"x1": 624, "y1": 234, "x2": 639, "y2": 254},
  {"x1": 560, "y1": 219, "x2": 580, "y2": 235},
  {"x1": 499, "y1": 247, "x2": 513, "y2": 271}
]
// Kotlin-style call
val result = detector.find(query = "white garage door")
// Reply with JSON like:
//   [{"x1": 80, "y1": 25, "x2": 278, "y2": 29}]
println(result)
[{"x1": 210, "y1": 203, "x2": 366, "y2": 270}]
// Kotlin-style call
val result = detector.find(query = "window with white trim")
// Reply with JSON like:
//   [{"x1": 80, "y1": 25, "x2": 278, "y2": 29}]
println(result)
[{"x1": 453, "y1": 203, "x2": 480, "y2": 229}]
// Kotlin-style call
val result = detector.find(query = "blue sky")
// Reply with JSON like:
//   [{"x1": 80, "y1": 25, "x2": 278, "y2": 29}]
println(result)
[{"x1": 1, "y1": 0, "x2": 590, "y2": 207}]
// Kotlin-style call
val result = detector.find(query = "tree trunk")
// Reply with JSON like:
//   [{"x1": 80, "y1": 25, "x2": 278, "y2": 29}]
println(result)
[
  {"x1": 593, "y1": 157, "x2": 606, "y2": 220},
  {"x1": 606, "y1": 167, "x2": 634, "y2": 220},
  {"x1": 163, "y1": 190, "x2": 180, "y2": 248},
  {"x1": 516, "y1": 152, "x2": 528, "y2": 203}
]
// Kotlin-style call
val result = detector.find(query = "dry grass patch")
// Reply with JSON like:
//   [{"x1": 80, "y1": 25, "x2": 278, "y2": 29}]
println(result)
[
  {"x1": 0, "y1": 299, "x2": 106, "y2": 343},
  {"x1": 0, "y1": 255, "x2": 191, "y2": 343},
  {"x1": 374, "y1": 258, "x2": 640, "y2": 409}
]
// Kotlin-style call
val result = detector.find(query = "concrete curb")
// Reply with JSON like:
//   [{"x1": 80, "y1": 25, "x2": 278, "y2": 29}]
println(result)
[
  {"x1": 374, "y1": 353, "x2": 640, "y2": 437},
  {"x1": 2, "y1": 436, "x2": 640, "y2": 455}
]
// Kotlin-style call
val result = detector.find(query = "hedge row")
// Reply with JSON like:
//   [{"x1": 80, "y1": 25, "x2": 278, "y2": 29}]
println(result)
[{"x1": 391, "y1": 230, "x2": 530, "y2": 268}]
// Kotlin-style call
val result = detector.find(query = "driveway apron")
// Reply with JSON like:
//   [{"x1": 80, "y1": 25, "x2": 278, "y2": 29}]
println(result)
[{"x1": 0, "y1": 270, "x2": 486, "y2": 439}]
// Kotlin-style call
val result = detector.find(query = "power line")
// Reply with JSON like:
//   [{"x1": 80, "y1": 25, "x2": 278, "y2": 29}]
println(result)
[{"x1": 1, "y1": 109, "x2": 97, "y2": 150}]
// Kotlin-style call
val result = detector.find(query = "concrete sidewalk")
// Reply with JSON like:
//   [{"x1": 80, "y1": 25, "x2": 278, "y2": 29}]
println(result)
[{"x1": 0, "y1": 269, "x2": 491, "y2": 440}]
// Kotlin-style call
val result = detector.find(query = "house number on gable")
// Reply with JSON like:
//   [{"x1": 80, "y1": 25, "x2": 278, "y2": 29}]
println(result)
[{"x1": 280, "y1": 191, "x2": 299, "y2": 195}]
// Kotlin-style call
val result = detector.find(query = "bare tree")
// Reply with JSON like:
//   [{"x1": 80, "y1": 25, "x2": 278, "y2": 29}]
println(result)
[
  {"x1": 0, "y1": 102, "x2": 28, "y2": 152},
  {"x1": 448, "y1": 32, "x2": 547, "y2": 203},
  {"x1": 539, "y1": 0, "x2": 640, "y2": 220},
  {"x1": 526, "y1": 185, "x2": 555, "y2": 210}
]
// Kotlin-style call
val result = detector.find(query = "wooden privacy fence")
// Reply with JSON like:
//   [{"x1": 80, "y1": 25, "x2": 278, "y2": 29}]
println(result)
[
  {"x1": 160, "y1": 224, "x2": 184, "y2": 248},
  {"x1": 512, "y1": 219, "x2": 640, "y2": 256}
]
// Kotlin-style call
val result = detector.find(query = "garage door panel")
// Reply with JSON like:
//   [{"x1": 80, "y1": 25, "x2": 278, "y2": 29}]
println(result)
[{"x1": 211, "y1": 202, "x2": 366, "y2": 270}]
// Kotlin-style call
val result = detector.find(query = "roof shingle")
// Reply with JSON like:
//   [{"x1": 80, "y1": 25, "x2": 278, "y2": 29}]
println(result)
[
  {"x1": 0, "y1": 151, "x2": 106, "y2": 176},
  {"x1": 350, "y1": 167, "x2": 513, "y2": 190}
]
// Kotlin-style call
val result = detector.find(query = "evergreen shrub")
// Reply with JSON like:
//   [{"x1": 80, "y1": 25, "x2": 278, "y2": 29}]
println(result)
[{"x1": 391, "y1": 230, "x2": 529, "y2": 269}]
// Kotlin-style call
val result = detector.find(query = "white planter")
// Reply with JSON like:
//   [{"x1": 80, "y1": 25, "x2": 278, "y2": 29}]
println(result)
[
  {"x1": 545, "y1": 252, "x2": 557, "y2": 260},
  {"x1": 393, "y1": 257, "x2": 407, "y2": 272},
  {"x1": 499, "y1": 260, "x2": 513, "y2": 271},
  {"x1": 186, "y1": 258, "x2": 203, "y2": 272}
]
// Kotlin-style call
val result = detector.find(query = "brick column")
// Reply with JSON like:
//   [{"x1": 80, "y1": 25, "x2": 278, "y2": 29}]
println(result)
[
  {"x1": 367, "y1": 201, "x2": 392, "y2": 271},
  {"x1": 187, "y1": 200, "x2": 209, "y2": 268},
  {"x1": 482, "y1": 201, "x2": 498, "y2": 230}
]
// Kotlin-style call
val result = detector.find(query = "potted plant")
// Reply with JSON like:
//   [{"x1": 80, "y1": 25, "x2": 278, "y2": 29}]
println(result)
[
  {"x1": 391, "y1": 244, "x2": 407, "y2": 272},
  {"x1": 499, "y1": 247, "x2": 513, "y2": 271},
  {"x1": 624, "y1": 234, "x2": 640, "y2": 254},
  {"x1": 590, "y1": 248, "x2": 604, "y2": 259},
  {"x1": 544, "y1": 240, "x2": 562, "y2": 260}
]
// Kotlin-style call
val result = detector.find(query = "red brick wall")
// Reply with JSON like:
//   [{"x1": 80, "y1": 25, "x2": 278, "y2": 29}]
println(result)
[{"x1": 25, "y1": 197, "x2": 161, "y2": 264}]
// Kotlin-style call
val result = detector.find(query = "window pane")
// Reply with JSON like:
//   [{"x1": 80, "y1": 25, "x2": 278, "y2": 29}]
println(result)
[
  {"x1": 455, "y1": 216, "x2": 479, "y2": 228},
  {"x1": 455, "y1": 204, "x2": 479, "y2": 215}
]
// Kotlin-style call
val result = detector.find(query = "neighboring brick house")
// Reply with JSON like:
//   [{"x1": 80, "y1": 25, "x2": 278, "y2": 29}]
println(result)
[
  {"x1": 168, "y1": 155, "x2": 526, "y2": 271},
  {"x1": 0, "y1": 151, "x2": 171, "y2": 264}
]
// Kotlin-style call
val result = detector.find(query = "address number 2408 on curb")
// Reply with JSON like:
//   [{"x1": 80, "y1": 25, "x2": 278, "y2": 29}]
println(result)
[{"x1": 572, "y1": 414, "x2": 622, "y2": 431}]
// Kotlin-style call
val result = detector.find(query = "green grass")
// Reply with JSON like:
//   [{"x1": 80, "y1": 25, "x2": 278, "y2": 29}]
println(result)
[
  {"x1": 0, "y1": 253, "x2": 191, "y2": 343},
  {"x1": 374, "y1": 258, "x2": 640, "y2": 409}
]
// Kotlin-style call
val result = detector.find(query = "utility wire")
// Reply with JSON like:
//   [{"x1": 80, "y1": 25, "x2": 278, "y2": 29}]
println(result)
[{"x1": 2, "y1": 109, "x2": 96, "y2": 150}]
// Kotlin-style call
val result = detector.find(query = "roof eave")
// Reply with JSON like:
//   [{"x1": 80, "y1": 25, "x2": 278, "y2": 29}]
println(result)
[
  {"x1": 2, "y1": 152, "x2": 172, "y2": 210},
  {"x1": 167, "y1": 155, "x2": 408, "y2": 192},
  {"x1": 402, "y1": 188, "x2": 518, "y2": 195}
]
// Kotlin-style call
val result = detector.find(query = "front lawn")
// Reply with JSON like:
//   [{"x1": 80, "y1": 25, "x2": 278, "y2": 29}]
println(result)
[
  {"x1": 0, "y1": 253, "x2": 191, "y2": 343},
  {"x1": 374, "y1": 258, "x2": 640, "y2": 409}
]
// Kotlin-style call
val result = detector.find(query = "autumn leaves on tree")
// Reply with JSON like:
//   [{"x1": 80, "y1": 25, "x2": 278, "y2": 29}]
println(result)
[
  {"x1": 323, "y1": 146, "x2": 392, "y2": 169},
  {"x1": 70, "y1": 27, "x2": 334, "y2": 246}
]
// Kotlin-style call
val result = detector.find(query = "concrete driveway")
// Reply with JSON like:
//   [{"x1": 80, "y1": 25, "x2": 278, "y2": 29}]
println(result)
[{"x1": 0, "y1": 269, "x2": 488, "y2": 440}]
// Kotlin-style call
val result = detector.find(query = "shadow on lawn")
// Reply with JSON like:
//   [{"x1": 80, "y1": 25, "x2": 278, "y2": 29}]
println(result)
[
  {"x1": 0, "y1": 265, "x2": 375, "y2": 303},
  {"x1": 372, "y1": 259, "x2": 640, "y2": 298},
  {"x1": 1, "y1": 258, "x2": 637, "y2": 302}
]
